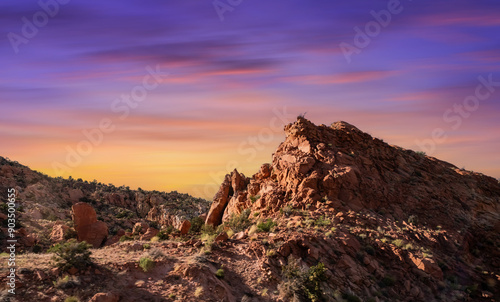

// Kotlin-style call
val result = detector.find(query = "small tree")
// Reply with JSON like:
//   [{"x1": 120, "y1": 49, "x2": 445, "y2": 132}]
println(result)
[{"x1": 49, "y1": 239, "x2": 93, "y2": 272}]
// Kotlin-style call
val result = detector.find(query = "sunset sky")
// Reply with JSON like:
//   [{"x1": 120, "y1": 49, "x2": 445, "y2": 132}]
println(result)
[{"x1": 1, "y1": 0, "x2": 499, "y2": 199}]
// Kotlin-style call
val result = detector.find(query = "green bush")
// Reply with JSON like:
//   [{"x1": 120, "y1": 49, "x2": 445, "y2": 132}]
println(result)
[
  {"x1": 48, "y1": 239, "x2": 92, "y2": 272},
  {"x1": 54, "y1": 275, "x2": 80, "y2": 289},
  {"x1": 215, "y1": 268, "x2": 224, "y2": 279},
  {"x1": 189, "y1": 216, "x2": 204, "y2": 233},
  {"x1": 249, "y1": 195, "x2": 261, "y2": 203},
  {"x1": 139, "y1": 257, "x2": 155, "y2": 272},
  {"x1": 225, "y1": 209, "x2": 251, "y2": 232},
  {"x1": 156, "y1": 228, "x2": 171, "y2": 240},
  {"x1": 313, "y1": 216, "x2": 330, "y2": 227},
  {"x1": 380, "y1": 274, "x2": 396, "y2": 287},
  {"x1": 65, "y1": 296, "x2": 80, "y2": 302},
  {"x1": 257, "y1": 219, "x2": 276, "y2": 232},
  {"x1": 304, "y1": 262, "x2": 327, "y2": 301},
  {"x1": 119, "y1": 235, "x2": 133, "y2": 242},
  {"x1": 278, "y1": 257, "x2": 327, "y2": 302},
  {"x1": 416, "y1": 151, "x2": 426, "y2": 157},
  {"x1": 64, "y1": 228, "x2": 78, "y2": 240}
]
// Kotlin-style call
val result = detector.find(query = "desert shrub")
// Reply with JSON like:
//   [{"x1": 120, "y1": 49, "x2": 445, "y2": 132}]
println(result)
[
  {"x1": 200, "y1": 224, "x2": 222, "y2": 237},
  {"x1": 156, "y1": 230, "x2": 170, "y2": 240},
  {"x1": 143, "y1": 244, "x2": 151, "y2": 250},
  {"x1": 32, "y1": 244, "x2": 42, "y2": 254},
  {"x1": 246, "y1": 224, "x2": 258, "y2": 237},
  {"x1": 64, "y1": 228, "x2": 78, "y2": 240},
  {"x1": 304, "y1": 262, "x2": 326, "y2": 301},
  {"x1": 257, "y1": 219, "x2": 276, "y2": 232},
  {"x1": 139, "y1": 257, "x2": 155, "y2": 272},
  {"x1": 380, "y1": 274, "x2": 396, "y2": 287},
  {"x1": 143, "y1": 248, "x2": 163, "y2": 259},
  {"x1": 149, "y1": 221, "x2": 159, "y2": 229},
  {"x1": 65, "y1": 297, "x2": 80, "y2": 302},
  {"x1": 342, "y1": 293, "x2": 361, "y2": 302},
  {"x1": 364, "y1": 245, "x2": 375, "y2": 256},
  {"x1": 189, "y1": 216, "x2": 204, "y2": 233},
  {"x1": 408, "y1": 215, "x2": 418, "y2": 225},
  {"x1": 48, "y1": 239, "x2": 92, "y2": 272},
  {"x1": 278, "y1": 256, "x2": 327, "y2": 302},
  {"x1": 249, "y1": 195, "x2": 261, "y2": 203},
  {"x1": 53, "y1": 275, "x2": 80, "y2": 289},
  {"x1": 194, "y1": 286, "x2": 204, "y2": 297},
  {"x1": 392, "y1": 239, "x2": 404, "y2": 248},
  {"x1": 119, "y1": 235, "x2": 133, "y2": 242},
  {"x1": 225, "y1": 209, "x2": 251, "y2": 232},
  {"x1": 314, "y1": 216, "x2": 330, "y2": 227},
  {"x1": 416, "y1": 151, "x2": 426, "y2": 157},
  {"x1": 215, "y1": 268, "x2": 224, "y2": 279},
  {"x1": 266, "y1": 249, "x2": 277, "y2": 257}
]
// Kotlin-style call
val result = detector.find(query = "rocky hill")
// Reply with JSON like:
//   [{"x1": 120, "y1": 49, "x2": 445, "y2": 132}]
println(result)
[
  {"x1": 0, "y1": 156, "x2": 210, "y2": 251},
  {"x1": 203, "y1": 117, "x2": 500, "y2": 301},
  {"x1": 0, "y1": 117, "x2": 499, "y2": 302}
]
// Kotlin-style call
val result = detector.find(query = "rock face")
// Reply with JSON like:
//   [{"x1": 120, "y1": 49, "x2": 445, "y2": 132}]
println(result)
[{"x1": 72, "y1": 202, "x2": 108, "y2": 248}]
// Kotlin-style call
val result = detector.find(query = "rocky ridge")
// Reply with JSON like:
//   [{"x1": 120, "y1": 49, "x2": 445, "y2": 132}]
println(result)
[
  {"x1": 0, "y1": 156, "x2": 210, "y2": 252},
  {"x1": 203, "y1": 117, "x2": 500, "y2": 301},
  {"x1": 0, "y1": 117, "x2": 499, "y2": 302}
]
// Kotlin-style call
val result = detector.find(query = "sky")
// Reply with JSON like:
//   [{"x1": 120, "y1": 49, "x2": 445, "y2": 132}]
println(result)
[{"x1": 1, "y1": 0, "x2": 499, "y2": 199}]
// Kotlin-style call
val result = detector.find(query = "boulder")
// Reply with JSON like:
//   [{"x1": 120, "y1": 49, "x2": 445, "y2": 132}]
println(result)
[
  {"x1": 215, "y1": 232, "x2": 229, "y2": 242},
  {"x1": 77, "y1": 221, "x2": 108, "y2": 248},
  {"x1": 409, "y1": 254, "x2": 443, "y2": 280},
  {"x1": 179, "y1": 220, "x2": 191, "y2": 235},
  {"x1": 72, "y1": 202, "x2": 97, "y2": 227},
  {"x1": 50, "y1": 223, "x2": 70, "y2": 243},
  {"x1": 72, "y1": 203, "x2": 108, "y2": 248},
  {"x1": 140, "y1": 227, "x2": 159, "y2": 241},
  {"x1": 89, "y1": 292, "x2": 120, "y2": 302}
]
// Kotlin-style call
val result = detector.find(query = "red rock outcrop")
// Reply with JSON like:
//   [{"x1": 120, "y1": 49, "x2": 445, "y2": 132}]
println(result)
[
  {"x1": 210, "y1": 118, "x2": 500, "y2": 235},
  {"x1": 204, "y1": 117, "x2": 500, "y2": 300},
  {"x1": 205, "y1": 169, "x2": 249, "y2": 226},
  {"x1": 50, "y1": 223, "x2": 70, "y2": 243},
  {"x1": 179, "y1": 220, "x2": 191, "y2": 235},
  {"x1": 89, "y1": 292, "x2": 120, "y2": 302},
  {"x1": 72, "y1": 202, "x2": 108, "y2": 248}
]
